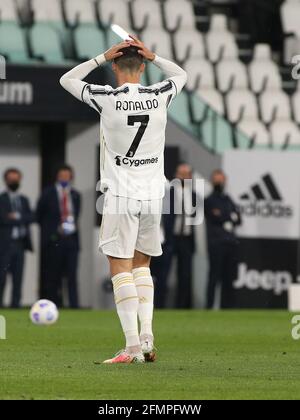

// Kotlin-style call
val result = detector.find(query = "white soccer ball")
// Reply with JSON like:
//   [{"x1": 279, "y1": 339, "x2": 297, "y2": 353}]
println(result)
[{"x1": 29, "y1": 299, "x2": 59, "y2": 325}]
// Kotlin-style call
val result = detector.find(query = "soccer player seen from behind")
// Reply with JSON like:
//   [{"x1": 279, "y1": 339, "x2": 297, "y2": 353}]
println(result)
[{"x1": 60, "y1": 35, "x2": 187, "y2": 363}]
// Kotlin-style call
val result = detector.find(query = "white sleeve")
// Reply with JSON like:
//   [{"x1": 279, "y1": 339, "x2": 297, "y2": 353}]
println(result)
[
  {"x1": 59, "y1": 53, "x2": 107, "y2": 112},
  {"x1": 153, "y1": 55, "x2": 187, "y2": 97}
]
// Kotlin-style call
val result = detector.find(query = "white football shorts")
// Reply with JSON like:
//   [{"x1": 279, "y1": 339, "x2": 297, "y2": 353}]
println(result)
[{"x1": 99, "y1": 191, "x2": 163, "y2": 258}]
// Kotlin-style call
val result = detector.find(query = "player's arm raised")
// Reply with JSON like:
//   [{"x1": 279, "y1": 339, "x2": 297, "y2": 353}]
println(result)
[
  {"x1": 59, "y1": 42, "x2": 131, "y2": 101},
  {"x1": 129, "y1": 35, "x2": 187, "y2": 95}
]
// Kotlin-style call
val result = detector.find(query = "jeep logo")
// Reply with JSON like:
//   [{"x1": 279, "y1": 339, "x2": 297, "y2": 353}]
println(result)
[{"x1": 234, "y1": 263, "x2": 292, "y2": 296}]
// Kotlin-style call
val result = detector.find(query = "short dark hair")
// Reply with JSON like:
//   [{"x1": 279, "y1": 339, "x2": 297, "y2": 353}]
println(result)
[
  {"x1": 56, "y1": 164, "x2": 74, "y2": 177},
  {"x1": 114, "y1": 46, "x2": 143, "y2": 73},
  {"x1": 177, "y1": 161, "x2": 191, "y2": 169},
  {"x1": 3, "y1": 168, "x2": 22, "y2": 181}
]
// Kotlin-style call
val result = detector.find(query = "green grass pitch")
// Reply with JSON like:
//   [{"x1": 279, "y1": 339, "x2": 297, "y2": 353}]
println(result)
[{"x1": 0, "y1": 309, "x2": 299, "y2": 400}]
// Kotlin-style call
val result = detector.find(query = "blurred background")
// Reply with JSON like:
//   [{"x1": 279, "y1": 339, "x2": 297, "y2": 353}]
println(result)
[{"x1": 1, "y1": 0, "x2": 300, "y2": 311}]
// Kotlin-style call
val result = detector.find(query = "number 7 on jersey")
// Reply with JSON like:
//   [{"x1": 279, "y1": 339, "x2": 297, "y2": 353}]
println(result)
[{"x1": 126, "y1": 115, "x2": 150, "y2": 158}]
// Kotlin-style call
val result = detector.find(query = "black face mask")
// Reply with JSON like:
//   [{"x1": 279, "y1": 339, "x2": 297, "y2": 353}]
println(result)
[
  {"x1": 213, "y1": 183, "x2": 224, "y2": 194},
  {"x1": 7, "y1": 182, "x2": 20, "y2": 192}
]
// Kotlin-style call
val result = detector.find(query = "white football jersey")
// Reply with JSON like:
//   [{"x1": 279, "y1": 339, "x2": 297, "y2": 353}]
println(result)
[
  {"x1": 60, "y1": 54, "x2": 187, "y2": 200},
  {"x1": 82, "y1": 79, "x2": 180, "y2": 199}
]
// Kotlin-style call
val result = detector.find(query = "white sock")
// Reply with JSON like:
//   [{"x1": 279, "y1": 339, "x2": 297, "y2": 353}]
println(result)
[
  {"x1": 112, "y1": 272, "x2": 140, "y2": 351},
  {"x1": 132, "y1": 267, "x2": 154, "y2": 341}
]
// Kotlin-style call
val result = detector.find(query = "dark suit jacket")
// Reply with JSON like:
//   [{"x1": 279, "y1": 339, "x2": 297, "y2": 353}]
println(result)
[
  {"x1": 36, "y1": 186, "x2": 81, "y2": 249},
  {"x1": 0, "y1": 192, "x2": 34, "y2": 254},
  {"x1": 162, "y1": 186, "x2": 197, "y2": 254},
  {"x1": 204, "y1": 191, "x2": 241, "y2": 247}
]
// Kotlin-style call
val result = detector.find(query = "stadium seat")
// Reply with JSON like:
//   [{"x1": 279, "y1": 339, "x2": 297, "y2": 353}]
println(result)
[
  {"x1": 74, "y1": 25, "x2": 106, "y2": 60},
  {"x1": 269, "y1": 120, "x2": 300, "y2": 149},
  {"x1": 253, "y1": 43, "x2": 273, "y2": 61},
  {"x1": 209, "y1": 13, "x2": 228, "y2": 31},
  {"x1": 259, "y1": 89, "x2": 291, "y2": 123},
  {"x1": 226, "y1": 90, "x2": 270, "y2": 147},
  {"x1": 281, "y1": 0, "x2": 300, "y2": 35},
  {"x1": 29, "y1": 24, "x2": 66, "y2": 64},
  {"x1": 249, "y1": 64, "x2": 282, "y2": 94},
  {"x1": 28, "y1": 0, "x2": 75, "y2": 57},
  {"x1": 163, "y1": 0, "x2": 196, "y2": 32},
  {"x1": 185, "y1": 58, "x2": 215, "y2": 91},
  {"x1": 29, "y1": 0, "x2": 63, "y2": 24},
  {"x1": 248, "y1": 44, "x2": 282, "y2": 94},
  {"x1": 260, "y1": 89, "x2": 300, "y2": 148},
  {"x1": 206, "y1": 15, "x2": 238, "y2": 63},
  {"x1": 0, "y1": 22, "x2": 28, "y2": 62},
  {"x1": 0, "y1": 0, "x2": 20, "y2": 21},
  {"x1": 238, "y1": 119, "x2": 270, "y2": 148},
  {"x1": 216, "y1": 59, "x2": 248, "y2": 93},
  {"x1": 185, "y1": 58, "x2": 224, "y2": 116},
  {"x1": 283, "y1": 37, "x2": 300, "y2": 66},
  {"x1": 97, "y1": 0, "x2": 131, "y2": 29},
  {"x1": 190, "y1": 92, "x2": 234, "y2": 152},
  {"x1": 63, "y1": 0, "x2": 97, "y2": 26},
  {"x1": 196, "y1": 88, "x2": 224, "y2": 116},
  {"x1": 142, "y1": 29, "x2": 173, "y2": 59},
  {"x1": 130, "y1": 0, "x2": 163, "y2": 31},
  {"x1": 280, "y1": 0, "x2": 300, "y2": 64},
  {"x1": 226, "y1": 89, "x2": 258, "y2": 122},
  {"x1": 173, "y1": 29, "x2": 205, "y2": 64}
]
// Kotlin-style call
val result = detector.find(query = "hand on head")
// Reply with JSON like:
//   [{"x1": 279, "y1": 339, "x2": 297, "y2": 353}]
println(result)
[
  {"x1": 104, "y1": 36, "x2": 155, "y2": 62},
  {"x1": 128, "y1": 35, "x2": 155, "y2": 61},
  {"x1": 104, "y1": 41, "x2": 131, "y2": 61}
]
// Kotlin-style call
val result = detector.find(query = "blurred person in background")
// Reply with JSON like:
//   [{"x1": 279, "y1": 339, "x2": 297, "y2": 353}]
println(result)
[
  {"x1": 153, "y1": 163, "x2": 197, "y2": 309},
  {"x1": 0, "y1": 168, "x2": 34, "y2": 308},
  {"x1": 36, "y1": 164, "x2": 81, "y2": 308},
  {"x1": 205, "y1": 169, "x2": 241, "y2": 309}
]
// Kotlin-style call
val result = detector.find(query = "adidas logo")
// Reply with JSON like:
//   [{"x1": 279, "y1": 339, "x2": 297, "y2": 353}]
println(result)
[
  {"x1": 238, "y1": 173, "x2": 293, "y2": 218},
  {"x1": 240, "y1": 173, "x2": 281, "y2": 201}
]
